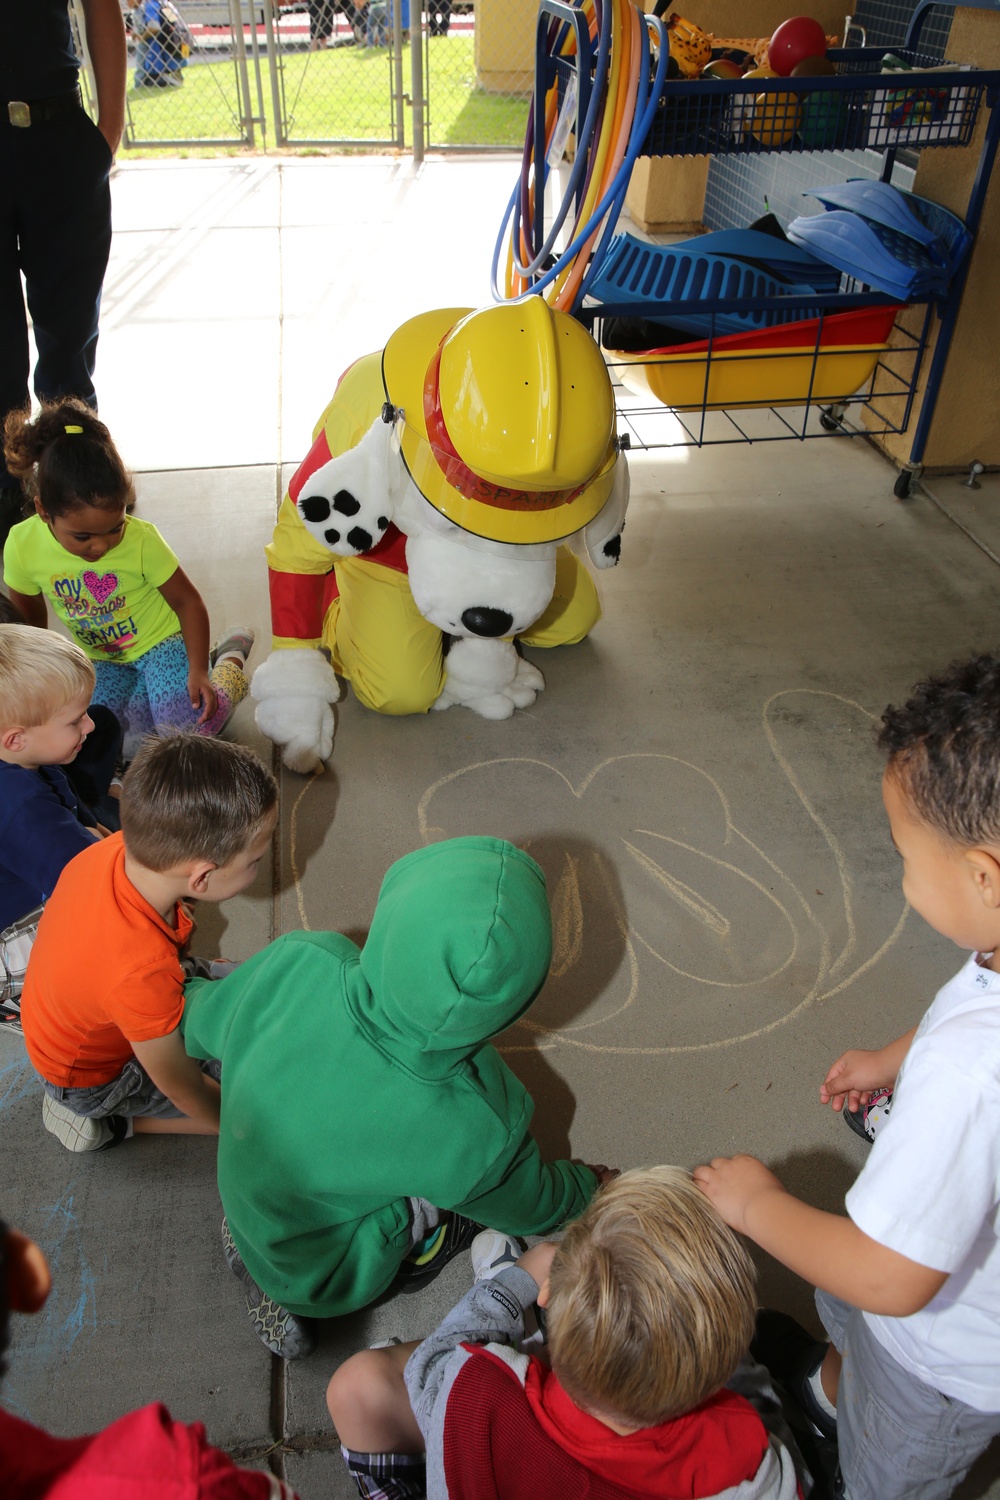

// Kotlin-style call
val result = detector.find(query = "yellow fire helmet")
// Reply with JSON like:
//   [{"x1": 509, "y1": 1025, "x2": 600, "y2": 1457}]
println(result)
[{"x1": 381, "y1": 299, "x2": 619, "y2": 545}]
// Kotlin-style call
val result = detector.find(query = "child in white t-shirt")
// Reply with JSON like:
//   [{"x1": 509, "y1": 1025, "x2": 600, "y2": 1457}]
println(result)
[{"x1": 694, "y1": 652, "x2": 1000, "y2": 1500}]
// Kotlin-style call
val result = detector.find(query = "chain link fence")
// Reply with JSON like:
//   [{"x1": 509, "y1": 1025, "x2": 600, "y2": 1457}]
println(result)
[{"x1": 101, "y1": 0, "x2": 532, "y2": 150}]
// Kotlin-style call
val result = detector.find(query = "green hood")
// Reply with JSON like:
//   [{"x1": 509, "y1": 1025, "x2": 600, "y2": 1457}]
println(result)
[{"x1": 353, "y1": 836, "x2": 551, "y2": 1072}]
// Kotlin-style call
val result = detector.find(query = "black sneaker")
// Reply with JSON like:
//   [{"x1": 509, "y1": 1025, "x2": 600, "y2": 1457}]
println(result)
[
  {"x1": 844, "y1": 1087, "x2": 892, "y2": 1144},
  {"x1": 396, "y1": 1213, "x2": 482, "y2": 1293},
  {"x1": 221, "y1": 1216, "x2": 317, "y2": 1359}
]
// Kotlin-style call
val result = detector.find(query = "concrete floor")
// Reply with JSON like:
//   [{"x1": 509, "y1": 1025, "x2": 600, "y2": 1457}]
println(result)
[{"x1": 3, "y1": 156, "x2": 1000, "y2": 1497}]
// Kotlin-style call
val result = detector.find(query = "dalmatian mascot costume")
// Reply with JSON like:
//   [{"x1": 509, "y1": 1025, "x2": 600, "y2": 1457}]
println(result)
[{"x1": 252, "y1": 298, "x2": 629, "y2": 772}]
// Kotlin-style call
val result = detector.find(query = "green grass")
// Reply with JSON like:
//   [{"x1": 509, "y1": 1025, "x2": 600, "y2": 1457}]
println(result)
[{"x1": 123, "y1": 37, "x2": 529, "y2": 152}]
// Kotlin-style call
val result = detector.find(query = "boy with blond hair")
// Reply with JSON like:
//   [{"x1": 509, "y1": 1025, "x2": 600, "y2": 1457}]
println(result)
[
  {"x1": 0, "y1": 623, "x2": 110, "y2": 1028},
  {"x1": 696, "y1": 652, "x2": 1000, "y2": 1500},
  {"x1": 21, "y1": 732, "x2": 277, "y2": 1153},
  {"x1": 326, "y1": 1166, "x2": 804, "y2": 1499}
]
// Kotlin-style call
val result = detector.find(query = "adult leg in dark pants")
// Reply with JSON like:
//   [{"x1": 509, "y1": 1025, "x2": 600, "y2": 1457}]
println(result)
[{"x1": 0, "y1": 105, "x2": 113, "y2": 543}]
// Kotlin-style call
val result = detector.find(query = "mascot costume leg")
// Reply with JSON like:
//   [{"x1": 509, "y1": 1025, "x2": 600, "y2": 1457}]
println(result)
[{"x1": 253, "y1": 298, "x2": 629, "y2": 772}]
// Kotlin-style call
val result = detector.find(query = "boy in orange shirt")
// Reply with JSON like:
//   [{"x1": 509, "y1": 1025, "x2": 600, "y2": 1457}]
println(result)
[{"x1": 20, "y1": 733, "x2": 277, "y2": 1152}]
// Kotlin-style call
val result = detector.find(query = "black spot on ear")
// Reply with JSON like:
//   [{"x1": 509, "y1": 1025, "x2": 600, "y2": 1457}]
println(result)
[
  {"x1": 299, "y1": 494, "x2": 331, "y2": 523},
  {"x1": 332, "y1": 490, "x2": 361, "y2": 517},
  {"x1": 324, "y1": 527, "x2": 340, "y2": 545},
  {"x1": 603, "y1": 535, "x2": 621, "y2": 562},
  {"x1": 347, "y1": 527, "x2": 373, "y2": 552},
  {"x1": 377, "y1": 516, "x2": 389, "y2": 531}
]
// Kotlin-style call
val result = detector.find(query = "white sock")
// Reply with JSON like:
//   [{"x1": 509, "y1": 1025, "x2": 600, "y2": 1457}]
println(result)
[{"x1": 807, "y1": 1361, "x2": 838, "y2": 1422}]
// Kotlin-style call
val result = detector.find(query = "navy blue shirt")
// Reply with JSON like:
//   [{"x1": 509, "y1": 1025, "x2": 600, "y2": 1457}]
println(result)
[
  {"x1": 0, "y1": 760, "x2": 96, "y2": 930},
  {"x1": 0, "y1": 1, "x2": 80, "y2": 100}
]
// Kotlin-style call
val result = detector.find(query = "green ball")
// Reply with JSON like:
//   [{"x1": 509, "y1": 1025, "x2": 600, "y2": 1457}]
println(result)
[{"x1": 799, "y1": 90, "x2": 843, "y2": 148}]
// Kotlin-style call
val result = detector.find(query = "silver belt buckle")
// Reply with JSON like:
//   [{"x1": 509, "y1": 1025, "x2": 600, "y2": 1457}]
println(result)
[{"x1": 8, "y1": 101, "x2": 31, "y2": 128}]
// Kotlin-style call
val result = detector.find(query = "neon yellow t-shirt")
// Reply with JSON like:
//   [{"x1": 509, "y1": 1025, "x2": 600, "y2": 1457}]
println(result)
[{"x1": 3, "y1": 515, "x2": 181, "y2": 664}]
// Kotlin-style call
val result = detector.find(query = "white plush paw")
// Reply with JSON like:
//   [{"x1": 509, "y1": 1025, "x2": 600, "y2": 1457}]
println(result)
[
  {"x1": 251, "y1": 649, "x2": 339, "y2": 772},
  {"x1": 254, "y1": 696, "x2": 334, "y2": 774},
  {"x1": 434, "y1": 638, "x2": 542, "y2": 719},
  {"x1": 501, "y1": 657, "x2": 545, "y2": 710},
  {"x1": 251, "y1": 648, "x2": 340, "y2": 706},
  {"x1": 294, "y1": 420, "x2": 394, "y2": 558}
]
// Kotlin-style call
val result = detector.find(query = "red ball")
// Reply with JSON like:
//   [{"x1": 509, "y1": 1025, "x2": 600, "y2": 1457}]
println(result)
[{"x1": 768, "y1": 16, "x2": 828, "y2": 76}]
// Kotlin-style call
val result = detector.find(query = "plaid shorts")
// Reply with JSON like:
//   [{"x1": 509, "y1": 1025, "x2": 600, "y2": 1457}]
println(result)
[
  {"x1": 0, "y1": 904, "x2": 44, "y2": 1031},
  {"x1": 341, "y1": 1447, "x2": 426, "y2": 1499}
]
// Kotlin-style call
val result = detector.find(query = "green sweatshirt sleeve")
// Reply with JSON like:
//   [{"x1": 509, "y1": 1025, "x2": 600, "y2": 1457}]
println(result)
[{"x1": 452, "y1": 1132, "x2": 598, "y2": 1237}]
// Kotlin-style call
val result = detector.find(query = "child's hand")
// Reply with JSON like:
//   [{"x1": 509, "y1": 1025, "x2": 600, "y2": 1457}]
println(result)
[
  {"x1": 692, "y1": 1154, "x2": 785, "y2": 1236},
  {"x1": 574, "y1": 1159, "x2": 620, "y2": 1187},
  {"x1": 820, "y1": 1048, "x2": 891, "y2": 1115},
  {"x1": 188, "y1": 668, "x2": 218, "y2": 725}
]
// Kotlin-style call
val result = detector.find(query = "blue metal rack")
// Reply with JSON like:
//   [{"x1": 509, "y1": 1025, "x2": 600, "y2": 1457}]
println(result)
[{"x1": 543, "y1": 0, "x2": 1000, "y2": 490}]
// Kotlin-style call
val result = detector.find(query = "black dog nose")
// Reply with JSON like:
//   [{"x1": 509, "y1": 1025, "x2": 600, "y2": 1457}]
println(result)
[{"x1": 461, "y1": 606, "x2": 514, "y2": 638}]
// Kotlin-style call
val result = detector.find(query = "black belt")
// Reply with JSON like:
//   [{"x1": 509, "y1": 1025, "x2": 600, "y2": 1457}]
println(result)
[{"x1": 4, "y1": 88, "x2": 84, "y2": 130}]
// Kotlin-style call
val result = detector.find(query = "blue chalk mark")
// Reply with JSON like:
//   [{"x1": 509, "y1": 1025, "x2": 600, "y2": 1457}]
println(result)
[{"x1": 0, "y1": 1051, "x2": 38, "y2": 1113}]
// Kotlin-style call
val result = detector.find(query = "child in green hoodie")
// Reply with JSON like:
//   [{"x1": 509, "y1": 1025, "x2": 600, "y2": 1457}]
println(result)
[{"x1": 181, "y1": 836, "x2": 615, "y2": 1360}]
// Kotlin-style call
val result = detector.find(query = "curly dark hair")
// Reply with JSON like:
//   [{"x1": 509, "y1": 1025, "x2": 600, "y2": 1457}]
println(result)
[
  {"x1": 3, "y1": 398, "x2": 134, "y2": 518},
  {"x1": 878, "y1": 653, "x2": 1000, "y2": 846}
]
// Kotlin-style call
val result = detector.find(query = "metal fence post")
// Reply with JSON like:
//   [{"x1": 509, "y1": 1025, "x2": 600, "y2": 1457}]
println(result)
[
  {"x1": 410, "y1": 9, "x2": 425, "y2": 163},
  {"x1": 261, "y1": 0, "x2": 287, "y2": 146},
  {"x1": 228, "y1": 0, "x2": 257, "y2": 144}
]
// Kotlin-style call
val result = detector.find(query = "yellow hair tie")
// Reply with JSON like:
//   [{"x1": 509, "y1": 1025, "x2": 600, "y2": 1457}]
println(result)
[{"x1": 64, "y1": 424, "x2": 83, "y2": 434}]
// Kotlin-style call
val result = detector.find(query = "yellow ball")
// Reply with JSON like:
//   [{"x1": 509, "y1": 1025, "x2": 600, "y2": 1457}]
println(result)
[{"x1": 749, "y1": 88, "x2": 802, "y2": 145}]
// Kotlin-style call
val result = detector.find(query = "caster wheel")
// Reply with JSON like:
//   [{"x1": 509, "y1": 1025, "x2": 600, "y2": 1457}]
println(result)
[
  {"x1": 819, "y1": 409, "x2": 842, "y2": 432},
  {"x1": 894, "y1": 470, "x2": 913, "y2": 499}
]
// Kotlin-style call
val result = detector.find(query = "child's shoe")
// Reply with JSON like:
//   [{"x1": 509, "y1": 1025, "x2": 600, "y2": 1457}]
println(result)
[
  {"x1": 210, "y1": 626, "x2": 255, "y2": 669},
  {"x1": 396, "y1": 1212, "x2": 482, "y2": 1293},
  {"x1": 843, "y1": 1086, "x2": 893, "y2": 1144},
  {"x1": 42, "y1": 1095, "x2": 129, "y2": 1152},
  {"x1": 471, "y1": 1229, "x2": 523, "y2": 1282},
  {"x1": 221, "y1": 1216, "x2": 317, "y2": 1360}
]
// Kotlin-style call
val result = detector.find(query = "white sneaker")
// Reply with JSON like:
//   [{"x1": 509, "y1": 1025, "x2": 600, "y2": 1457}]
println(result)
[
  {"x1": 42, "y1": 1094, "x2": 128, "y2": 1153},
  {"x1": 471, "y1": 1229, "x2": 522, "y2": 1282}
]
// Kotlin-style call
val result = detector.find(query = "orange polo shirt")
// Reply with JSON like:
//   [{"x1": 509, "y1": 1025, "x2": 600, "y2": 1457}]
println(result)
[{"x1": 21, "y1": 833, "x2": 192, "y2": 1088}]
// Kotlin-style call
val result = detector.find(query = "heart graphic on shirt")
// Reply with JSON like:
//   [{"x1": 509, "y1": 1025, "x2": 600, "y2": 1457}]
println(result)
[{"x1": 82, "y1": 570, "x2": 120, "y2": 606}]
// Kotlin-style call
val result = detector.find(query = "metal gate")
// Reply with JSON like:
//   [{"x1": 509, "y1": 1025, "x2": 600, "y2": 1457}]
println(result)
[{"x1": 85, "y1": 0, "x2": 532, "y2": 152}]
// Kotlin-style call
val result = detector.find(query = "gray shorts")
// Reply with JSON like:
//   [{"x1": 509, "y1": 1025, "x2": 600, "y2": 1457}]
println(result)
[
  {"x1": 41, "y1": 1055, "x2": 221, "y2": 1121},
  {"x1": 817, "y1": 1289, "x2": 1000, "y2": 1500}
]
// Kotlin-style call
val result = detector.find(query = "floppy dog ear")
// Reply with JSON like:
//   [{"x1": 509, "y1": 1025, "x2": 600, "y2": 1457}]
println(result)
[
  {"x1": 581, "y1": 453, "x2": 630, "y2": 569},
  {"x1": 294, "y1": 419, "x2": 395, "y2": 557}
]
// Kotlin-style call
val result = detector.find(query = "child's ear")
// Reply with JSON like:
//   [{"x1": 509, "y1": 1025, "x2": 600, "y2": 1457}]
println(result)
[
  {"x1": 967, "y1": 848, "x2": 1000, "y2": 909},
  {"x1": 535, "y1": 1275, "x2": 551, "y2": 1309},
  {"x1": 5, "y1": 1229, "x2": 52, "y2": 1314},
  {"x1": 0, "y1": 727, "x2": 26, "y2": 752},
  {"x1": 187, "y1": 860, "x2": 218, "y2": 897}
]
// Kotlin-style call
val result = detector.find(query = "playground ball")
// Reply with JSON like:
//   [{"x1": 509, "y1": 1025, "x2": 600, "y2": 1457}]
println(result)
[
  {"x1": 768, "y1": 16, "x2": 828, "y2": 76},
  {"x1": 702, "y1": 57, "x2": 744, "y2": 79},
  {"x1": 751, "y1": 89, "x2": 802, "y2": 145},
  {"x1": 790, "y1": 54, "x2": 837, "y2": 76}
]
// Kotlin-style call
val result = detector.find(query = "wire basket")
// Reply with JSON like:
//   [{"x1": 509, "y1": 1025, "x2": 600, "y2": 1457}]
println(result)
[{"x1": 640, "y1": 47, "x2": 987, "y2": 158}]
